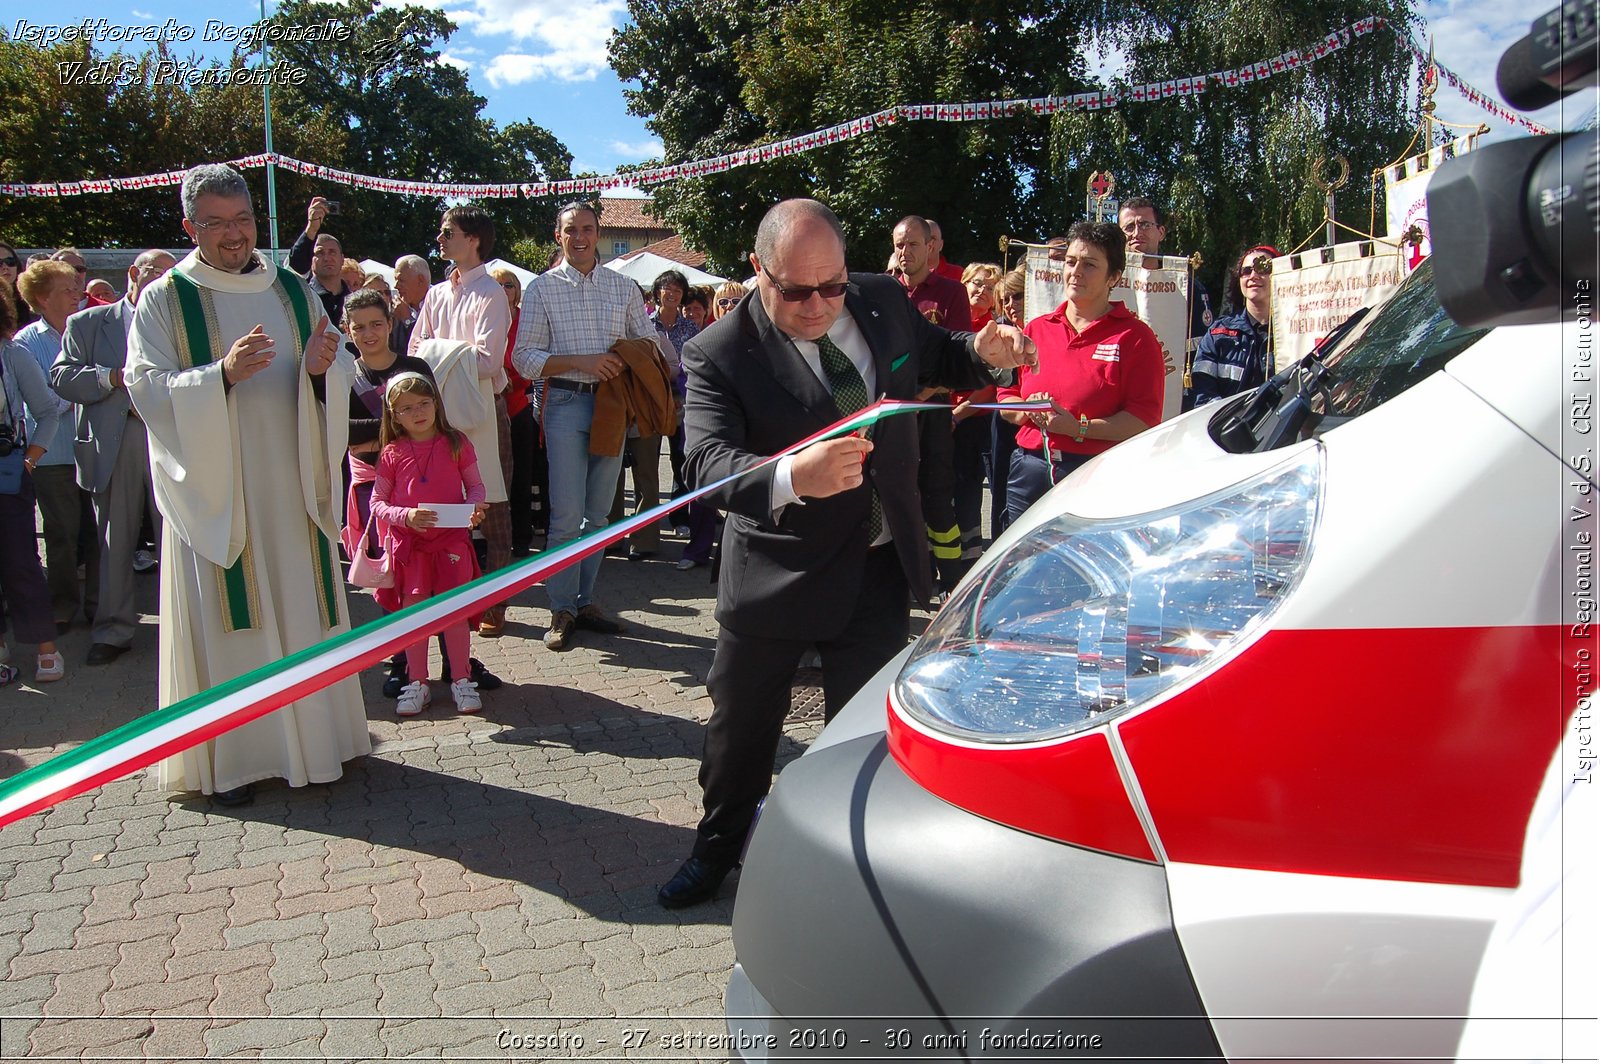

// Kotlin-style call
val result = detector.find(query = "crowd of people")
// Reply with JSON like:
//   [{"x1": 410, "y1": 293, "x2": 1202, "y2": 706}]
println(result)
[{"x1": 0, "y1": 163, "x2": 1282, "y2": 903}]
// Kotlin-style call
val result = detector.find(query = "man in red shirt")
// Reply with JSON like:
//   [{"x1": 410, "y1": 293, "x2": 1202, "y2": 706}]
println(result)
[{"x1": 891, "y1": 216, "x2": 972, "y2": 590}]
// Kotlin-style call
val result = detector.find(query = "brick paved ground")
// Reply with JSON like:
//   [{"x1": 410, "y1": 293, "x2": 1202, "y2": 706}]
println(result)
[{"x1": 0, "y1": 464, "x2": 875, "y2": 1061}]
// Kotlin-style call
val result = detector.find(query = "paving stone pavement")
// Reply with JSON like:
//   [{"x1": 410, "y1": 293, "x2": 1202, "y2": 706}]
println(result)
[{"x1": 0, "y1": 471, "x2": 909, "y2": 1061}]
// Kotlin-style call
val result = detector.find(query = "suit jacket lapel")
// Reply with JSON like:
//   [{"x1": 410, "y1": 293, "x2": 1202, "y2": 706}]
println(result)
[
  {"x1": 745, "y1": 292, "x2": 834, "y2": 419},
  {"x1": 844, "y1": 280, "x2": 894, "y2": 398},
  {"x1": 103, "y1": 302, "x2": 130, "y2": 367}
]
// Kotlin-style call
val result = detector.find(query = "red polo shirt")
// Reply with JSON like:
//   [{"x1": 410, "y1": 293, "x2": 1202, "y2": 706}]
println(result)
[
  {"x1": 998, "y1": 300, "x2": 1164, "y2": 455},
  {"x1": 934, "y1": 257, "x2": 963, "y2": 282},
  {"x1": 896, "y1": 271, "x2": 972, "y2": 332}
]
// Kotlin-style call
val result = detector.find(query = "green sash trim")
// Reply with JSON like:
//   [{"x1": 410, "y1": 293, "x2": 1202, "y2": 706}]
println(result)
[
  {"x1": 169, "y1": 272, "x2": 260, "y2": 633},
  {"x1": 273, "y1": 266, "x2": 314, "y2": 356},
  {"x1": 309, "y1": 521, "x2": 339, "y2": 630},
  {"x1": 277, "y1": 270, "x2": 337, "y2": 629}
]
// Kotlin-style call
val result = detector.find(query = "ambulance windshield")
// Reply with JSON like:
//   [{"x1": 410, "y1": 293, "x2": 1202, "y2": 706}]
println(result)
[{"x1": 1319, "y1": 259, "x2": 1491, "y2": 420}]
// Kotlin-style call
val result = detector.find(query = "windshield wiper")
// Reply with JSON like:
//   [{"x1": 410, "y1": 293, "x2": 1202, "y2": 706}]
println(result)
[{"x1": 1215, "y1": 306, "x2": 1371, "y2": 453}]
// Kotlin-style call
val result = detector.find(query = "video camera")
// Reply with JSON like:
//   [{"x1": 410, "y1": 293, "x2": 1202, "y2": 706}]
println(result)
[{"x1": 1430, "y1": 0, "x2": 1599, "y2": 328}]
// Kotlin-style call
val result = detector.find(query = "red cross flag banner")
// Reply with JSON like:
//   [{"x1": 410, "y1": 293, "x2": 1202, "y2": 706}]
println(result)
[
  {"x1": 1383, "y1": 131, "x2": 1480, "y2": 275},
  {"x1": 1023, "y1": 244, "x2": 1193, "y2": 422},
  {"x1": 2, "y1": 15, "x2": 1505, "y2": 205},
  {"x1": 1269, "y1": 241, "x2": 1405, "y2": 371}
]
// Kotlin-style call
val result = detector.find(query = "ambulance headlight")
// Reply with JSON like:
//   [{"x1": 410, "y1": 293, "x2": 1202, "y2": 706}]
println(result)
[{"x1": 894, "y1": 450, "x2": 1322, "y2": 743}]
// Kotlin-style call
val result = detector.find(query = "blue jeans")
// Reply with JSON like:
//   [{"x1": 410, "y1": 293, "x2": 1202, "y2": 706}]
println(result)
[
  {"x1": 540, "y1": 388, "x2": 625, "y2": 615},
  {"x1": 1005, "y1": 446, "x2": 1091, "y2": 527}
]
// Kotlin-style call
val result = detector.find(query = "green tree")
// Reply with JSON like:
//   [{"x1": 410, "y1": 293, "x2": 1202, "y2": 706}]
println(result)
[
  {"x1": 0, "y1": 38, "x2": 345, "y2": 248},
  {"x1": 0, "y1": 2, "x2": 574, "y2": 263},
  {"x1": 611, "y1": 0, "x2": 1422, "y2": 296},
  {"x1": 246, "y1": 0, "x2": 573, "y2": 262}
]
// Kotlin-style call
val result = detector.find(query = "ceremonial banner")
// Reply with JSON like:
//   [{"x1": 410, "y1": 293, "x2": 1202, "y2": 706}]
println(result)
[
  {"x1": 1269, "y1": 241, "x2": 1404, "y2": 370},
  {"x1": 1024, "y1": 246, "x2": 1191, "y2": 422},
  {"x1": 1383, "y1": 133, "x2": 1479, "y2": 274}
]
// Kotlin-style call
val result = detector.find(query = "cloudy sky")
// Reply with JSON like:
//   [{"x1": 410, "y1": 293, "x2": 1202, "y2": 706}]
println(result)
[{"x1": 20, "y1": 0, "x2": 1582, "y2": 182}]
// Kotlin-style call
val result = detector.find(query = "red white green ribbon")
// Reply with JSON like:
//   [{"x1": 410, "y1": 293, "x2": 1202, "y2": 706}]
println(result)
[{"x1": 0, "y1": 398, "x2": 1051, "y2": 828}]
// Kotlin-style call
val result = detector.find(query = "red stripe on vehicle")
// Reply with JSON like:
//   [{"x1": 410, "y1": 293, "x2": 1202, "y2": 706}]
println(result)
[
  {"x1": 887, "y1": 715, "x2": 1157, "y2": 862},
  {"x1": 1117, "y1": 625, "x2": 1576, "y2": 887}
]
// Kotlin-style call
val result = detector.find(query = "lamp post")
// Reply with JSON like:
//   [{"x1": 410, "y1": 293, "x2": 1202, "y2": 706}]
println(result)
[{"x1": 259, "y1": 0, "x2": 281, "y2": 263}]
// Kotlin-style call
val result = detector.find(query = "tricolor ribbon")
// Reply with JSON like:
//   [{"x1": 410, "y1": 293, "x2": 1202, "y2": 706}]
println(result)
[{"x1": 0, "y1": 398, "x2": 1053, "y2": 829}]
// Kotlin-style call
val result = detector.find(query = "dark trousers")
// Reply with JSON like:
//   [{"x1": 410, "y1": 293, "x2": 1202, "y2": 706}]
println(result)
[
  {"x1": 1005, "y1": 446, "x2": 1092, "y2": 527},
  {"x1": 693, "y1": 544, "x2": 910, "y2": 865},
  {"x1": 668, "y1": 422, "x2": 687, "y2": 497},
  {"x1": 0, "y1": 476, "x2": 56, "y2": 645},
  {"x1": 988, "y1": 414, "x2": 1019, "y2": 535},
  {"x1": 91, "y1": 420, "x2": 159, "y2": 648},
  {"x1": 507, "y1": 404, "x2": 536, "y2": 551},
  {"x1": 608, "y1": 434, "x2": 662, "y2": 552},
  {"x1": 916, "y1": 408, "x2": 962, "y2": 587},
  {"x1": 32, "y1": 464, "x2": 99, "y2": 624},
  {"x1": 951, "y1": 412, "x2": 990, "y2": 551}
]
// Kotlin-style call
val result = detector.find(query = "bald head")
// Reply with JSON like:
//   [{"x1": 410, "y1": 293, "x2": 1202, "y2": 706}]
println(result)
[
  {"x1": 128, "y1": 249, "x2": 177, "y2": 305},
  {"x1": 753, "y1": 199, "x2": 846, "y2": 274}
]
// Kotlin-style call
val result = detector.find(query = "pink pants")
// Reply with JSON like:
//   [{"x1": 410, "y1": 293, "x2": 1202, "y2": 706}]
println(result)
[{"x1": 394, "y1": 530, "x2": 478, "y2": 681}]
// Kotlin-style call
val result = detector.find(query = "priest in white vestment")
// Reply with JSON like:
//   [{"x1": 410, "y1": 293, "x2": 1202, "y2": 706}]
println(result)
[{"x1": 127, "y1": 163, "x2": 371, "y2": 806}]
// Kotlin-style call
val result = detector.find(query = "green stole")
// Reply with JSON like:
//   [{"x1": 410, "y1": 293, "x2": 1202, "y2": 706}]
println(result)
[{"x1": 165, "y1": 264, "x2": 341, "y2": 633}]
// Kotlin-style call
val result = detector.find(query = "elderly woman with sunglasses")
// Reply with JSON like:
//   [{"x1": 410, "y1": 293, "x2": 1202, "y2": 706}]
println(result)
[{"x1": 1190, "y1": 244, "x2": 1279, "y2": 407}]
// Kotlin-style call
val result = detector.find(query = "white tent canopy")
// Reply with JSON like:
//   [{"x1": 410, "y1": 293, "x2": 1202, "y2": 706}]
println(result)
[
  {"x1": 358, "y1": 259, "x2": 395, "y2": 284},
  {"x1": 603, "y1": 252, "x2": 725, "y2": 288},
  {"x1": 483, "y1": 257, "x2": 539, "y2": 294}
]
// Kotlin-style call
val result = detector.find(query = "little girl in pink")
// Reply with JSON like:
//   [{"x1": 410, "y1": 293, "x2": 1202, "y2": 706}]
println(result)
[{"x1": 370, "y1": 372, "x2": 489, "y2": 716}]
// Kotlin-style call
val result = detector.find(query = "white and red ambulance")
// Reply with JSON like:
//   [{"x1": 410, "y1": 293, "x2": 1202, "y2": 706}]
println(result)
[{"x1": 723, "y1": 259, "x2": 1590, "y2": 1061}]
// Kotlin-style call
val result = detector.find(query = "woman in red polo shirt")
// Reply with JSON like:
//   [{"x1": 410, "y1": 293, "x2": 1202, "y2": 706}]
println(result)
[{"x1": 998, "y1": 220, "x2": 1163, "y2": 524}]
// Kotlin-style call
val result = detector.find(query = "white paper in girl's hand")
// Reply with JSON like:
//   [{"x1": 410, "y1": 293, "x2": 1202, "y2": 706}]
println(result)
[{"x1": 427, "y1": 504, "x2": 477, "y2": 528}]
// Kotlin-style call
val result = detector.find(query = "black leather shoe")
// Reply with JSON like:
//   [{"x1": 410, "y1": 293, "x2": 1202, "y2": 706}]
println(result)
[
  {"x1": 469, "y1": 658, "x2": 502, "y2": 691},
  {"x1": 212, "y1": 784, "x2": 255, "y2": 808},
  {"x1": 382, "y1": 661, "x2": 409, "y2": 699},
  {"x1": 86, "y1": 642, "x2": 129, "y2": 666},
  {"x1": 657, "y1": 857, "x2": 734, "y2": 909},
  {"x1": 441, "y1": 658, "x2": 502, "y2": 690}
]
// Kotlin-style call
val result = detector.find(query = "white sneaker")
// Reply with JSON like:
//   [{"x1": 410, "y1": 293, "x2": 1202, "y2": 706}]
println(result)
[
  {"x1": 132, "y1": 549, "x2": 158, "y2": 573},
  {"x1": 396, "y1": 680, "x2": 431, "y2": 717},
  {"x1": 450, "y1": 677, "x2": 481, "y2": 715}
]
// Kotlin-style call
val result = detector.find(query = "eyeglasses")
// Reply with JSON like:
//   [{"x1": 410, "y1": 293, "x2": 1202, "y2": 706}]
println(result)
[
  {"x1": 1240, "y1": 258, "x2": 1273, "y2": 276},
  {"x1": 501, "y1": 282, "x2": 518, "y2": 290},
  {"x1": 438, "y1": 228, "x2": 455, "y2": 239},
  {"x1": 1120, "y1": 220, "x2": 1159, "y2": 234},
  {"x1": 0, "y1": 256, "x2": 17, "y2": 268},
  {"x1": 766, "y1": 276, "x2": 848, "y2": 303},
  {"x1": 716, "y1": 297, "x2": 738, "y2": 308},
  {"x1": 191, "y1": 213, "x2": 256, "y2": 234}
]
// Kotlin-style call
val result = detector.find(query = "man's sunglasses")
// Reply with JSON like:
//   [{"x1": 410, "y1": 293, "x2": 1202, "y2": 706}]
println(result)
[{"x1": 768, "y1": 278, "x2": 848, "y2": 303}]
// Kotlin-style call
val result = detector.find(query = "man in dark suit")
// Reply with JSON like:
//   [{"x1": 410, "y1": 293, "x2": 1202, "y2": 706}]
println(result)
[
  {"x1": 49, "y1": 249, "x2": 176, "y2": 665},
  {"x1": 658, "y1": 199, "x2": 1035, "y2": 908}
]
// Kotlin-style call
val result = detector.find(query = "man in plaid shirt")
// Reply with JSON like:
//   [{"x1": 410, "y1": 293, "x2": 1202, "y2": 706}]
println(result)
[{"x1": 512, "y1": 202, "x2": 660, "y2": 651}]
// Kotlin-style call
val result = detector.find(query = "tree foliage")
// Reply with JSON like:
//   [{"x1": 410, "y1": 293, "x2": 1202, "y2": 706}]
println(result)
[
  {"x1": 611, "y1": 0, "x2": 1424, "y2": 296},
  {"x1": 0, "y1": 1, "x2": 573, "y2": 268}
]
